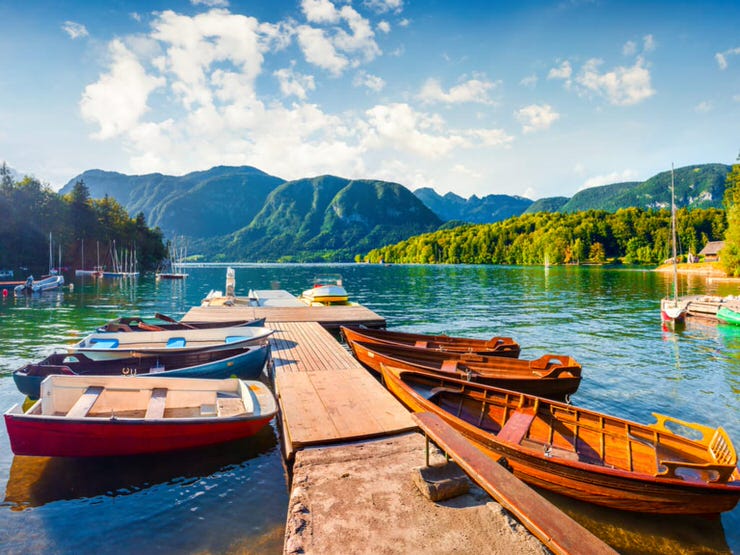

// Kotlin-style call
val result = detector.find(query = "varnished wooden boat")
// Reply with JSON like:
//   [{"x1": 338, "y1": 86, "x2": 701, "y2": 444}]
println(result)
[
  {"x1": 341, "y1": 325, "x2": 520, "y2": 358},
  {"x1": 4, "y1": 375, "x2": 277, "y2": 457},
  {"x1": 381, "y1": 363, "x2": 740, "y2": 515},
  {"x1": 346, "y1": 338, "x2": 580, "y2": 400}
]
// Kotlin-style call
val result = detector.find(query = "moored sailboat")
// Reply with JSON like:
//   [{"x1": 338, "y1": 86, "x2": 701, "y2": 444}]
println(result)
[{"x1": 661, "y1": 165, "x2": 688, "y2": 324}]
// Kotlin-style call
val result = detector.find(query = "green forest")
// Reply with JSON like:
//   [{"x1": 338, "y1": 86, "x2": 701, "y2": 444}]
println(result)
[
  {"x1": 363, "y1": 207, "x2": 727, "y2": 266},
  {"x1": 0, "y1": 164, "x2": 167, "y2": 277}
]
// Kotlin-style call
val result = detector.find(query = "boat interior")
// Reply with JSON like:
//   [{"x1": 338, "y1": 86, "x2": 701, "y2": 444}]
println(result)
[
  {"x1": 410, "y1": 372, "x2": 737, "y2": 485},
  {"x1": 26, "y1": 379, "x2": 254, "y2": 420}
]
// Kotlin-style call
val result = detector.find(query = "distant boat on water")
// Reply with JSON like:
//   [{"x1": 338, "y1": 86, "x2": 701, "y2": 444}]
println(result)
[
  {"x1": 660, "y1": 165, "x2": 688, "y2": 325},
  {"x1": 15, "y1": 232, "x2": 64, "y2": 295}
]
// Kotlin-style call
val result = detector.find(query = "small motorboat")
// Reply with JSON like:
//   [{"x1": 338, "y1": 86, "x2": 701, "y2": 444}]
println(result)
[
  {"x1": 14, "y1": 274, "x2": 64, "y2": 295},
  {"x1": 12, "y1": 342, "x2": 270, "y2": 400},
  {"x1": 299, "y1": 274, "x2": 350, "y2": 306},
  {"x1": 341, "y1": 325, "x2": 521, "y2": 358},
  {"x1": 68, "y1": 325, "x2": 274, "y2": 360},
  {"x1": 4, "y1": 375, "x2": 277, "y2": 457},
  {"x1": 380, "y1": 363, "x2": 740, "y2": 515}
]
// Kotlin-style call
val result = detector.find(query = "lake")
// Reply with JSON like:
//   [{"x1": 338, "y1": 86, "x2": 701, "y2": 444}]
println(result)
[{"x1": 0, "y1": 264, "x2": 738, "y2": 554}]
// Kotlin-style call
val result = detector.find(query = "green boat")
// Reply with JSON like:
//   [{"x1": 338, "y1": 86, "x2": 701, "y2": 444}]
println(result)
[{"x1": 717, "y1": 306, "x2": 740, "y2": 325}]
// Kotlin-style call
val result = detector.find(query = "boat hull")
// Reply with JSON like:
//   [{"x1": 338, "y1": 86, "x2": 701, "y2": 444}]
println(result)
[
  {"x1": 717, "y1": 306, "x2": 740, "y2": 326},
  {"x1": 348, "y1": 339, "x2": 580, "y2": 400},
  {"x1": 4, "y1": 375, "x2": 277, "y2": 457},
  {"x1": 341, "y1": 325, "x2": 521, "y2": 358},
  {"x1": 4, "y1": 413, "x2": 273, "y2": 457},
  {"x1": 381, "y1": 366, "x2": 740, "y2": 515},
  {"x1": 13, "y1": 343, "x2": 270, "y2": 399}
]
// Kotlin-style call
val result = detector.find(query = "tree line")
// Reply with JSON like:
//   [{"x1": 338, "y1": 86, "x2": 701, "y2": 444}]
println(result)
[
  {"x1": 363, "y1": 206, "x2": 727, "y2": 266},
  {"x1": 0, "y1": 164, "x2": 167, "y2": 277}
]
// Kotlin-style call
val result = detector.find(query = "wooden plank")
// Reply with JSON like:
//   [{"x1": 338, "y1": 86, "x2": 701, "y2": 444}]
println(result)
[
  {"x1": 66, "y1": 386, "x2": 103, "y2": 418},
  {"x1": 182, "y1": 304, "x2": 386, "y2": 328},
  {"x1": 497, "y1": 411, "x2": 536, "y2": 444},
  {"x1": 275, "y1": 372, "x2": 341, "y2": 447},
  {"x1": 145, "y1": 388, "x2": 168, "y2": 419},
  {"x1": 413, "y1": 412, "x2": 617, "y2": 555}
]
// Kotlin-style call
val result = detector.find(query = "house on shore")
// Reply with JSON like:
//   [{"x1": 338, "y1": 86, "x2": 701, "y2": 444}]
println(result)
[{"x1": 699, "y1": 240, "x2": 725, "y2": 262}]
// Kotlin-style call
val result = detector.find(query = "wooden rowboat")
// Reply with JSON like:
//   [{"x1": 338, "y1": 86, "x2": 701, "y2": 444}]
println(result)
[
  {"x1": 69, "y1": 325, "x2": 274, "y2": 360},
  {"x1": 381, "y1": 363, "x2": 740, "y2": 515},
  {"x1": 341, "y1": 325, "x2": 520, "y2": 358},
  {"x1": 346, "y1": 338, "x2": 580, "y2": 400},
  {"x1": 13, "y1": 342, "x2": 270, "y2": 400},
  {"x1": 98, "y1": 313, "x2": 266, "y2": 332},
  {"x1": 4, "y1": 375, "x2": 277, "y2": 457}
]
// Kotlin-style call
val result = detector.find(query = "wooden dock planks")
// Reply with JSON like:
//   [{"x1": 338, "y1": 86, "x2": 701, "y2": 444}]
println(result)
[
  {"x1": 269, "y1": 321, "x2": 415, "y2": 458},
  {"x1": 183, "y1": 304, "x2": 385, "y2": 329}
]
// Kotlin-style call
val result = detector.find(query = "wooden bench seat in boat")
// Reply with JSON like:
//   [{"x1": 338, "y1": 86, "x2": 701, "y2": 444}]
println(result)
[
  {"x1": 497, "y1": 410, "x2": 536, "y2": 445},
  {"x1": 66, "y1": 386, "x2": 104, "y2": 418},
  {"x1": 414, "y1": 340, "x2": 428, "y2": 348},
  {"x1": 145, "y1": 388, "x2": 168, "y2": 419}
]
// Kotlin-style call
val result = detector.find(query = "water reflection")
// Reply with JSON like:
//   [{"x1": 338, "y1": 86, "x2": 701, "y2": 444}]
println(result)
[
  {"x1": 538, "y1": 488, "x2": 731, "y2": 555},
  {"x1": 4, "y1": 425, "x2": 278, "y2": 510}
]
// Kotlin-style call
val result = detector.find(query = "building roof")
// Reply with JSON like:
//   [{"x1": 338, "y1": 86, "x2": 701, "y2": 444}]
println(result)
[{"x1": 699, "y1": 240, "x2": 725, "y2": 256}]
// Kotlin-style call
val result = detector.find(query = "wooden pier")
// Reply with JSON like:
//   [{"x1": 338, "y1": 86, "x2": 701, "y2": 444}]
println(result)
[{"x1": 183, "y1": 293, "x2": 616, "y2": 553}]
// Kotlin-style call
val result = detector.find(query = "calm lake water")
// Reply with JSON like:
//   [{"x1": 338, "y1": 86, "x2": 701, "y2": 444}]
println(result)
[{"x1": 0, "y1": 264, "x2": 738, "y2": 554}]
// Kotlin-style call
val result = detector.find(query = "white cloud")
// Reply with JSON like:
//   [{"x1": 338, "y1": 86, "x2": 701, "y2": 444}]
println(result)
[
  {"x1": 377, "y1": 20, "x2": 391, "y2": 33},
  {"x1": 79, "y1": 9, "x2": 513, "y2": 189},
  {"x1": 452, "y1": 164, "x2": 482, "y2": 179},
  {"x1": 695, "y1": 100, "x2": 712, "y2": 113},
  {"x1": 622, "y1": 40, "x2": 637, "y2": 56},
  {"x1": 520, "y1": 74, "x2": 538, "y2": 88},
  {"x1": 80, "y1": 39, "x2": 165, "y2": 139},
  {"x1": 548, "y1": 60, "x2": 572, "y2": 82},
  {"x1": 295, "y1": 3, "x2": 381, "y2": 74},
  {"x1": 465, "y1": 128, "x2": 514, "y2": 147},
  {"x1": 716, "y1": 47, "x2": 740, "y2": 70},
  {"x1": 191, "y1": 0, "x2": 230, "y2": 7},
  {"x1": 643, "y1": 34, "x2": 656, "y2": 52},
  {"x1": 363, "y1": 103, "x2": 466, "y2": 157},
  {"x1": 515, "y1": 104, "x2": 560, "y2": 133},
  {"x1": 301, "y1": 0, "x2": 340, "y2": 24},
  {"x1": 62, "y1": 21, "x2": 88, "y2": 40},
  {"x1": 297, "y1": 25, "x2": 349, "y2": 75},
  {"x1": 580, "y1": 169, "x2": 637, "y2": 190},
  {"x1": 363, "y1": 0, "x2": 403, "y2": 14},
  {"x1": 274, "y1": 66, "x2": 316, "y2": 99},
  {"x1": 624, "y1": 35, "x2": 655, "y2": 56},
  {"x1": 353, "y1": 70, "x2": 386, "y2": 91},
  {"x1": 418, "y1": 77, "x2": 496, "y2": 105},
  {"x1": 575, "y1": 56, "x2": 655, "y2": 106}
]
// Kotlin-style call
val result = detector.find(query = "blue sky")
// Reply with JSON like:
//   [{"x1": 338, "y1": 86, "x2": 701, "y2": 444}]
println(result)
[{"x1": 0, "y1": 0, "x2": 738, "y2": 200}]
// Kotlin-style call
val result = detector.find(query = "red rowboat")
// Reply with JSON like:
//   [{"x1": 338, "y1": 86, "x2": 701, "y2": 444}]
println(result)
[{"x1": 4, "y1": 375, "x2": 277, "y2": 457}]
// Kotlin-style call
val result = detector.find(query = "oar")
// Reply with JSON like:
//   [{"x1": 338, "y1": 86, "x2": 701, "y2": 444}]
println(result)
[{"x1": 154, "y1": 312, "x2": 196, "y2": 329}]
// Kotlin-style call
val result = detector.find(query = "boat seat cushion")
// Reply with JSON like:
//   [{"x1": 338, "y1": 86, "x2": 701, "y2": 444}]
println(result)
[
  {"x1": 225, "y1": 336, "x2": 247, "y2": 344},
  {"x1": 90, "y1": 338, "x2": 119, "y2": 349}
]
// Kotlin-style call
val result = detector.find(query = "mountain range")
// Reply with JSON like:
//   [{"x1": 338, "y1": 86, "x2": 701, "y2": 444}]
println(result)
[{"x1": 59, "y1": 163, "x2": 731, "y2": 261}]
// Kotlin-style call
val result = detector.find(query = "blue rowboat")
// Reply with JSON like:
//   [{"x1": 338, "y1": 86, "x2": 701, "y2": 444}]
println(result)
[{"x1": 12, "y1": 343, "x2": 271, "y2": 400}]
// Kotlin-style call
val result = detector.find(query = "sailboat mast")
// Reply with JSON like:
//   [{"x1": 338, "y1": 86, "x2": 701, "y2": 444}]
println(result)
[
  {"x1": 671, "y1": 164, "x2": 679, "y2": 302},
  {"x1": 48, "y1": 232, "x2": 52, "y2": 275}
]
